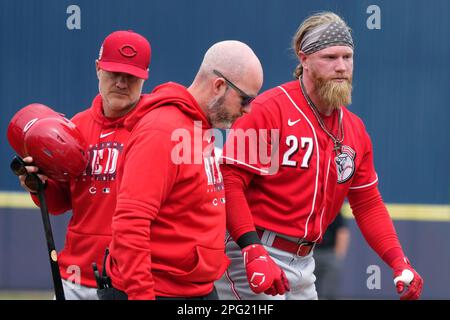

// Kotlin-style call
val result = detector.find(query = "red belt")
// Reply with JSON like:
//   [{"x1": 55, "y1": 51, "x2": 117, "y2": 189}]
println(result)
[{"x1": 256, "y1": 229, "x2": 315, "y2": 257}]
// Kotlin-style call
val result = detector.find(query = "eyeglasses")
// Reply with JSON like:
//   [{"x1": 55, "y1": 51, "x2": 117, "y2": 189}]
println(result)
[{"x1": 213, "y1": 69, "x2": 255, "y2": 106}]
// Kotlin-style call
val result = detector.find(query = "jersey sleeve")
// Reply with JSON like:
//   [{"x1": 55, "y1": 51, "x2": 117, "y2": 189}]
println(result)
[
  {"x1": 220, "y1": 99, "x2": 281, "y2": 242},
  {"x1": 221, "y1": 163, "x2": 257, "y2": 242},
  {"x1": 109, "y1": 123, "x2": 178, "y2": 300},
  {"x1": 349, "y1": 125, "x2": 379, "y2": 191},
  {"x1": 347, "y1": 186, "x2": 405, "y2": 267},
  {"x1": 221, "y1": 100, "x2": 282, "y2": 176}
]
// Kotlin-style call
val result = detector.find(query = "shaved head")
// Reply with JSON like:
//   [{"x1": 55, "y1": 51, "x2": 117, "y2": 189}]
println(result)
[
  {"x1": 196, "y1": 40, "x2": 263, "y2": 84},
  {"x1": 188, "y1": 40, "x2": 263, "y2": 129}
]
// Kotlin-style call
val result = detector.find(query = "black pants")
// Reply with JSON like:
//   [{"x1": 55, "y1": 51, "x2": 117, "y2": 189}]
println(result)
[{"x1": 98, "y1": 286, "x2": 218, "y2": 300}]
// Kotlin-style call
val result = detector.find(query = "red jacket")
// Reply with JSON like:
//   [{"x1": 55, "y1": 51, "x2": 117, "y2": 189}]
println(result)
[
  {"x1": 31, "y1": 94, "x2": 152, "y2": 287},
  {"x1": 107, "y1": 82, "x2": 230, "y2": 299}
]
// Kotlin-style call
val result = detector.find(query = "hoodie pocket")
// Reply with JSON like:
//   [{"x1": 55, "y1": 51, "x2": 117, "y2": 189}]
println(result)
[{"x1": 168, "y1": 245, "x2": 230, "y2": 282}]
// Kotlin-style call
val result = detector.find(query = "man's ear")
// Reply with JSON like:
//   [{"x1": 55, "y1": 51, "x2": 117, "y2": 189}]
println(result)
[
  {"x1": 299, "y1": 51, "x2": 308, "y2": 70},
  {"x1": 212, "y1": 77, "x2": 227, "y2": 95},
  {"x1": 95, "y1": 60, "x2": 101, "y2": 79}
]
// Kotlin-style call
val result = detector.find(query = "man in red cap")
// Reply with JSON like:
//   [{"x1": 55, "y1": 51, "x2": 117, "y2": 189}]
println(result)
[{"x1": 15, "y1": 30, "x2": 152, "y2": 299}]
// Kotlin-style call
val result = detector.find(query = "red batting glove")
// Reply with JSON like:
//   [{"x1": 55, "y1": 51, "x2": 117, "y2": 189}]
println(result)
[
  {"x1": 242, "y1": 244, "x2": 290, "y2": 296},
  {"x1": 392, "y1": 257, "x2": 423, "y2": 300}
]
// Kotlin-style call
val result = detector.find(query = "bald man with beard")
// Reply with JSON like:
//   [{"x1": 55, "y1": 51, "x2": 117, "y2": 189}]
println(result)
[{"x1": 102, "y1": 40, "x2": 263, "y2": 300}]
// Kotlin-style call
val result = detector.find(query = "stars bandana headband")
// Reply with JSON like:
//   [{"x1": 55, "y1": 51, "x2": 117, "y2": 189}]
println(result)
[{"x1": 300, "y1": 21, "x2": 354, "y2": 55}]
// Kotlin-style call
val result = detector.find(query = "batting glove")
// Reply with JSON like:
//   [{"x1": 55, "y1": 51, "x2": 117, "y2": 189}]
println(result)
[
  {"x1": 392, "y1": 257, "x2": 423, "y2": 300},
  {"x1": 242, "y1": 244, "x2": 290, "y2": 296}
]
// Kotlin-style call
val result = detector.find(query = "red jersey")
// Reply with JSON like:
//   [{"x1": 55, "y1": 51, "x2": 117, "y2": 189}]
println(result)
[
  {"x1": 107, "y1": 82, "x2": 230, "y2": 299},
  {"x1": 222, "y1": 80, "x2": 378, "y2": 242},
  {"x1": 31, "y1": 94, "x2": 151, "y2": 287}
]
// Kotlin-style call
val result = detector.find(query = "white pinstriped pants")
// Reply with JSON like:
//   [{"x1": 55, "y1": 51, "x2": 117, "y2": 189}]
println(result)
[{"x1": 215, "y1": 233, "x2": 318, "y2": 300}]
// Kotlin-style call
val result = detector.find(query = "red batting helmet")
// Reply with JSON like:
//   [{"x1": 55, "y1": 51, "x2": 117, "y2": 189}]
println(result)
[{"x1": 7, "y1": 103, "x2": 89, "y2": 181}]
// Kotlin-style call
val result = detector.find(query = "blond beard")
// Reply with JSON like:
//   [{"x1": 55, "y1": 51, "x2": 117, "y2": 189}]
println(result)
[{"x1": 313, "y1": 74, "x2": 353, "y2": 109}]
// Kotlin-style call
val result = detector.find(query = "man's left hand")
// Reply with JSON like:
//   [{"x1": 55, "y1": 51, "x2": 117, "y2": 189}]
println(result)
[{"x1": 393, "y1": 258, "x2": 423, "y2": 300}]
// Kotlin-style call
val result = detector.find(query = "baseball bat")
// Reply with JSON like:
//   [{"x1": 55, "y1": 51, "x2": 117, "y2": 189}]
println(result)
[
  {"x1": 10, "y1": 156, "x2": 65, "y2": 300},
  {"x1": 35, "y1": 179, "x2": 66, "y2": 300}
]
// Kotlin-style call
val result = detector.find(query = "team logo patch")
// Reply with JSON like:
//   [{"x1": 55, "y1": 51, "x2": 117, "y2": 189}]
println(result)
[
  {"x1": 119, "y1": 44, "x2": 137, "y2": 57},
  {"x1": 335, "y1": 145, "x2": 356, "y2": 183}
]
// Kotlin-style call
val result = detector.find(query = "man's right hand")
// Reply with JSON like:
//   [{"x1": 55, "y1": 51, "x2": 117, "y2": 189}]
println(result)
[
  {"x1": 242, "y1": 244, "x2": 290, "y2": 296},
  {"x1": 16, "y1": 157, "x2": 48, "y2": 193}
]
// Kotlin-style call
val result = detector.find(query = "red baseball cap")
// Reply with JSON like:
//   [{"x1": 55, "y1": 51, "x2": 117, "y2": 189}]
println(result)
[{"x1": 98, "y1": 30, "x2": 151, "y2": 79}]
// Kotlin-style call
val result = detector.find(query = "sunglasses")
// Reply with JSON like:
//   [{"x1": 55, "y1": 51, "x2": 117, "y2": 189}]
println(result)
[
  {"x1": 213, "y1": 69, "x2": 255, "y2": 107},
  {"x1": 10, "y1": 156, "x2": 42, "y2": 192}
]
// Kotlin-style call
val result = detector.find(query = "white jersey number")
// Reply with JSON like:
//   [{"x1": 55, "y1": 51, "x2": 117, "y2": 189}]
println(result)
[{"x1": 281, "y1": 135, "x2": 313, "y2": 168}]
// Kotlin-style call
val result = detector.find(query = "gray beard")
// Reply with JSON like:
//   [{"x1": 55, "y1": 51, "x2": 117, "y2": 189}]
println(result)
[{"x1": 207, "y1": 94, "x2": 234, "y2": 129}]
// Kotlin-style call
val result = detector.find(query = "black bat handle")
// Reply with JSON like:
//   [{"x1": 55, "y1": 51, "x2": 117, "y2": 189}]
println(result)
[{"x1": 36, "y1": 179, "x2": 66, "y2": 300}]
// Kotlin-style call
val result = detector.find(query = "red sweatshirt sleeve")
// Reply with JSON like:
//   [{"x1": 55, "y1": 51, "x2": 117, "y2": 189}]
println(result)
[
  {"x1": 110, "y1": 126, "x2": 178, "y2": 300},
  {"x1": 30, "y1": 179, "x2": 71, "y2": 215},
  {"x1": 221, "y1": 164, "x2": 256, "y2": 242},
  {"x1": 347, "y1": 186, "x2": 406, "y2": 268}
]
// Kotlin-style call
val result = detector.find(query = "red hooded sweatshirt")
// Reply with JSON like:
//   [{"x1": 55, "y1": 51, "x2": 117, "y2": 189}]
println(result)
[
  {"x1": 107, "y1": 82, "x2": 230, "y2": 299},
  {"x1": 31, "y1": 94, "x2": 153, "y2": 287}
]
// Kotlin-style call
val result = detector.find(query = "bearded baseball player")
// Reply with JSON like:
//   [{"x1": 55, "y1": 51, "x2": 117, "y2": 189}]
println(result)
[{"x1": 215, "y1": 12, "x2": 423, "y2": 300}]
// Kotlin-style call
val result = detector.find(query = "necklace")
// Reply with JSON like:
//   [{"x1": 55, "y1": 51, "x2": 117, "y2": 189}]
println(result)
[{"x1": 299, "y1": 76, "x2": 344, "y2": 153}]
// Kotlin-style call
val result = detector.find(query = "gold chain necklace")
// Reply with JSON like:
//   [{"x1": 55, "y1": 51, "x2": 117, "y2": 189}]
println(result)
[{"x1": 300, "y1": 77, "x2": 344, "y2": 153}]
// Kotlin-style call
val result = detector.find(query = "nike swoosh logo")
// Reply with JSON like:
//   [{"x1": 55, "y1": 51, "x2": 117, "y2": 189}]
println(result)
[
  {"x1": 100, "y1": 131, "x2": 115, "y2": 138},
  {"x1": 288, "y1": 118, "x2": 301, "y2": 126}
]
